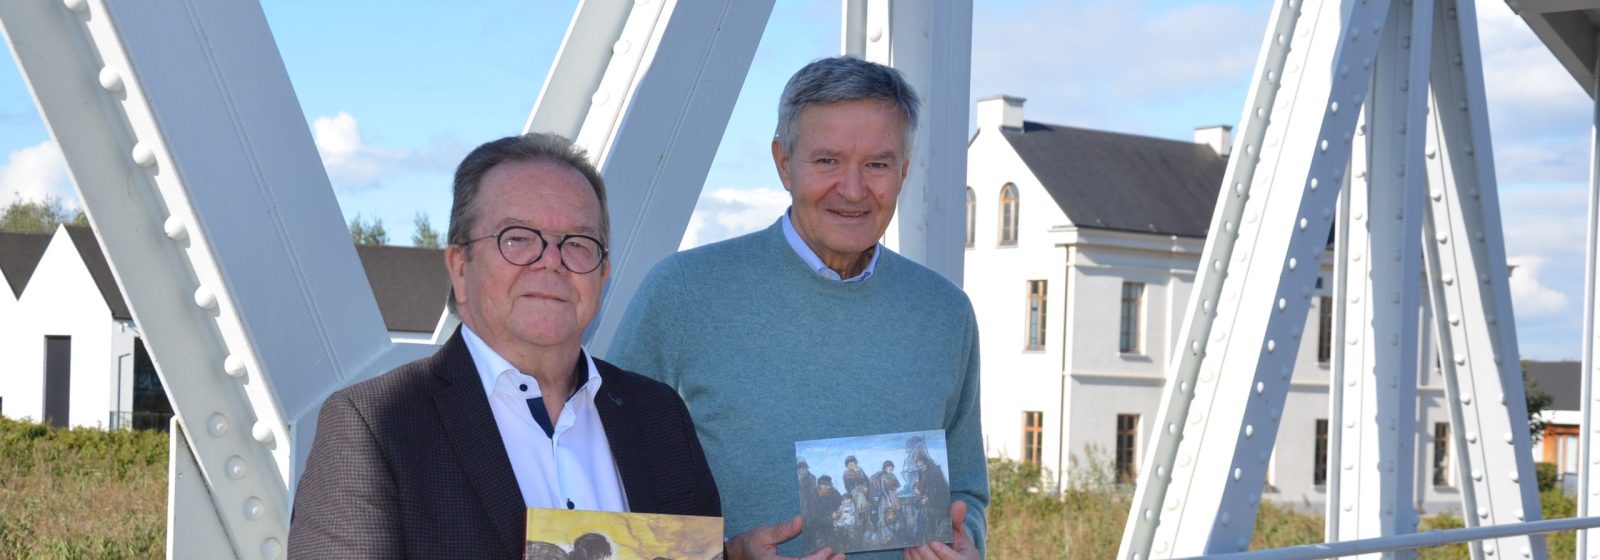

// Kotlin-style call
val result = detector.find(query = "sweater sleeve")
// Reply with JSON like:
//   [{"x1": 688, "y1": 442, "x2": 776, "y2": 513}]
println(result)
[
  {"x1": 946, "y1": 305, "x2": 989, "y2": 558},
  {"x1": 606, "y1": 259, "x2": 680, "y2": 390}
]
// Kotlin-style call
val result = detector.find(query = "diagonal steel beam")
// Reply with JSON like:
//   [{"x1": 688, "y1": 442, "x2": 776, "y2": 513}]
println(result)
[
  {"x1": 1421, "y1": 1, "x2": 1547, "y2": 558},
  {"x1": 0, "y1": 0, "x2": 433, "y2": 557},
  {"x1": 842, "y1": 0, "x2": 972, "y2": 284},
  {"x1": 1326, "y1": 0, "x2": 1432, "y2": 554},
  {"x1": 522, "y1": 0, "x2": 775, "y2": 355},
  {"x1": 1119, "y1": 0, "x2": 1396, "y2": 555}
]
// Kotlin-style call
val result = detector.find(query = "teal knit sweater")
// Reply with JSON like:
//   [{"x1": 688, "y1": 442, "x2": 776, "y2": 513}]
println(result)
[{"x1": 609, "y1": 220, "x2": 988, "y2": 558}]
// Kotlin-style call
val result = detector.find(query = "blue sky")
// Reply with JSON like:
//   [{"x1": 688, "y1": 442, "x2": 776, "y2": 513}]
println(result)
[{"x1": 0, "y1": 1, "x2": 1592, "y2": 359}]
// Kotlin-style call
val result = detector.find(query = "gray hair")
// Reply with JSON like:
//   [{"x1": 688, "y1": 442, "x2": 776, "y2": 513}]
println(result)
[
  {"x1": 775, "y1": 56, "x2": 920, "y2": 159},
  {"x1": 446, "y1": 133, "x2": 608, "y2": 311}
]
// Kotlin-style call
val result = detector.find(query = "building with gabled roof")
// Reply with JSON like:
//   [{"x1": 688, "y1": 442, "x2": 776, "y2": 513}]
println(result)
[
  {"x1": 964, "y1": 95, "x2": 1465, "y2": 514},
  {"x1": 0, "y1": 225, "x2": 448, "y2": 429}
]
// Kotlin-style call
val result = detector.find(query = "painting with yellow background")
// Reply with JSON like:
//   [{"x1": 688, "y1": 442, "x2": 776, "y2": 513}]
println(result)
[{"x1": 524, "y1": 508, "x2": 724, "y2": 560}]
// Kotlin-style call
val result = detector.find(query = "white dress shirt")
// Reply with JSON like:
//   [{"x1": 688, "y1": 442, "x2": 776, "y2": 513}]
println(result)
[
  {"x1": 782, "y1": 209, "x2": 880, "y2": 283},
  {"x1": 460, "y1": 325, "x2": 628, "y2": 512}
]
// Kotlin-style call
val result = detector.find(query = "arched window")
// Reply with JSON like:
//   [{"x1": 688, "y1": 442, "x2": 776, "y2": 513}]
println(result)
[
  {"x1": 999, "y1": 183, "x2": 1019, "y2": 246},
  {"x1": 965, "y1": 187, "x2": 976, "y2": 248}
]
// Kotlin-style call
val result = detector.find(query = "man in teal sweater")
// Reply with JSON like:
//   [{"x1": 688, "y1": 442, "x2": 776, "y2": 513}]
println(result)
[{"x1": 610, "y1": 56, "x2": 987, "y2": 560}]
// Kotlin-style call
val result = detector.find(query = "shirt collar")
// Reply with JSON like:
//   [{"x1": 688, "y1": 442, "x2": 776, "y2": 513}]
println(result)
[
  {"x1": 781, "y1": 209, "x2": 879, "y2": 283},
  {"x1": 460, "y1": 324, "x2": 602, "y2": 400}
]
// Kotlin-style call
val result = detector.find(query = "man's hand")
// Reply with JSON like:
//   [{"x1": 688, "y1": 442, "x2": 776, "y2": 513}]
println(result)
[
  {"x1": 903, "y1": 501, "x2": 980, "y2": 560},
  {"x1": 726, "y1": 516, "x2": 845, "y2": 560}
]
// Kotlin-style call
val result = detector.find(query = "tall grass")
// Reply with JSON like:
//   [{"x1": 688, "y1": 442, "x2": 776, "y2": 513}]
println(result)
[
  {"x1": 0, "y1": 417, "x2": 167, "y2": 559},
  {"x1": 986, "y1": 451, "x2": 1332, "y2": 558},
  {"x1": 985, "y1": 455, "x2": 1578, "y2": 559},
  {"x1": 0, "y1": 417, "x2": 1577, "y2": 560}
]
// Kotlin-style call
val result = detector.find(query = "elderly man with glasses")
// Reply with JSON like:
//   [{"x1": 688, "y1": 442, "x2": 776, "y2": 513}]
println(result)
[{"x1": 289, "y1": 133, "x2": 721, "y2": 560}]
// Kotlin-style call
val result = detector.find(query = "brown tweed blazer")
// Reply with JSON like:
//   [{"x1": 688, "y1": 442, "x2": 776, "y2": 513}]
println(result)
[{"x1": 287, "y1": 330, "x2": 721, "y2": 559}]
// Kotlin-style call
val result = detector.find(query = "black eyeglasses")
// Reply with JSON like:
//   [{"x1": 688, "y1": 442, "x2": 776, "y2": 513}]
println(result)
[{"x1": 459, "y1": 226, "x2": 607, "y2": 274}]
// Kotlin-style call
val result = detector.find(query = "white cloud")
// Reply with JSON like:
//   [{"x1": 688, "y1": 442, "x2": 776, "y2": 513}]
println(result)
[
  {"x1": 1499, "y1": 187, "x2": 1588, "y2": 357},
  {"x1": 1507, "y1": 256, "x2": 1568, "y2": 318},
  {"x1": 0, "y1": 140, "x2": 74, "y2": 207},
  {"x1": 970, "y1": 1, "x2": 1267, "y2": 132},
  {"x1": 1476, "y1": 2, "x2": 1593, "y2": 186},
  {"x1": 312, "y1": 112, "x2": 433, "y2": 188},
  {"x1": 679, "y1": 187, "x2": 790, "y2": 250}
]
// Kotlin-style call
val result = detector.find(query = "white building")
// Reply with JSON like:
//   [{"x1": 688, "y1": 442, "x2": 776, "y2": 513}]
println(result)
[
  {"x1": 0, "y1": 225, "x2": 448, "y2": 429},
  {"x1": 965, "y1": 95, "x2": 1467, "y2": 514}
]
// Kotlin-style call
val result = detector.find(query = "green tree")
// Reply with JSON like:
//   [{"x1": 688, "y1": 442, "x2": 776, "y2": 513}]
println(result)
[
  {"x1": 1526, "y1": 374, "x2": 1553, "y2": 444},
  {"x1": 348, "y1": 214, "x2": 389, "y2": 246},
  {"x1": 0, "y1": 194, "x2": 83, "y2": 234},
  {"x1": 412, "y1": 212, "x2": 441, "y2": 249}
]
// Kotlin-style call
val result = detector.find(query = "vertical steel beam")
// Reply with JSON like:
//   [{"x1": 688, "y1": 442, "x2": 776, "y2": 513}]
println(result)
[
  {"x1": 1421, "y1": 1, "x2": 1547, "y2": 558},
  {"x1": 841, "y1": 0, "x2": 973, "y2": 285},
  {"x1": 1119, "y1": 0, "x2": 1395, "y2": 556},
  {"x1": 526, "y1": 0, "x2": 775, "y2": 355},
  {"x1": 1577, "y1": 27, "x2": 1600, "y2": 560},
  {"x1": 1327, "y1": 1, "x2": 1432, "y2": 554},
  {"x1": 0, "y1": 0, "x2": 433, "y2": 557}
]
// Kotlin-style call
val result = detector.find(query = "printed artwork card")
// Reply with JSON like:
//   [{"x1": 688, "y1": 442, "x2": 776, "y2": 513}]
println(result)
[
  {"x1": 524, "y1": 508, "x2": 724, "y2": 560},
  {"x1": 794, "y1": 429, "x2": 953, "y2": 554}
]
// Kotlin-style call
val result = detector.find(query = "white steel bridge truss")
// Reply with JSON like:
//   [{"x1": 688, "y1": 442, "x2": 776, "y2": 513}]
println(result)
[
  {"x1": 0, "y1": 1, "x2": 970, "y2": 558},
  {"x1": 2, "y1": 0, "x2": 1594, "y2": 559}
]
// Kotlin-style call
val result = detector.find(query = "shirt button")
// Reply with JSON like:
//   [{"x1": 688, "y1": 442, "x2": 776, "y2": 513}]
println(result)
[{"x1": 519, "y1": 384, "x2": 528, "y2": 392}]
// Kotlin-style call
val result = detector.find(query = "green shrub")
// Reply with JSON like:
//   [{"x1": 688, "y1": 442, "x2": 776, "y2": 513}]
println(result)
[{"x1": 1535, "y1": 462, "x2": 1559, "y2": 493}]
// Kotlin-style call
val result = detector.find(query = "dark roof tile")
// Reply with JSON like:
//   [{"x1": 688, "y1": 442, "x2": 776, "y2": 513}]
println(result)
[
  {"x1": 1524, "y1": 360, "x2": 1580, "y2": 412},
  {"x1": 1000, "y1": 122, "x2": 1226, "y2": 238},
  {"x1": 0, "y1": 230, "x2": 51, "y2": 298}
]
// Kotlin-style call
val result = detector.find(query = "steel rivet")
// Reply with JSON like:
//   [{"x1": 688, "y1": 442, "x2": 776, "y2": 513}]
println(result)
[
  {"x1": 261, "y1": 537, "x2": 282, "y2": 559},
  {"x1": 132, "y1": 143, "x2": 157, "y2": 168},
  {"x1": 226, "y1": 456, "x2": 246, "y2": 480},
  {"x1": 612, "y1": 40, "x2": 631, "y2": 55},
  {"x1": 252, "y1": 422, "x2": 275, "y2": 445},
  {"x1": 163, "y1": 216, "x2": 188, "y2": 242},
  {"x1": 225, "y1": 355, "x2": 247, "y2": 379},
  {"x1": 98, "y1": 67, "x2": 124, "y2": 92},
  {"x1": 207, "y1": 414, "x2": 229, "y2": 437},
  {"x1": 194, "y1": 286, "x2": 218, "y2": 310},
  {"x1": 63, "y1": 0, "x2": 87, "y2": 12}
]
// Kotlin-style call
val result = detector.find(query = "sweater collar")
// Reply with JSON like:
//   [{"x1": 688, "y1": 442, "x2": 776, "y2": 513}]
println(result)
[{"x1": 780, "y1": 209, "x2": 880, "y2": 283}]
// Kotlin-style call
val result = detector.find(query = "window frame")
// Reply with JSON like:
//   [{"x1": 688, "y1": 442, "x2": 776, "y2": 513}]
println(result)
[
  {"x1": 1314, "y1": 418, "x2": 1330, "y2": 486},
  {"x1": 1022, "y1": 411, "x2": 1044, "y2": 466},
  {"x1": 1119, "y1": 282, "x2": 1145, "y2": 354},
  {"x1": 1318, "y1": 296, "x2": 1333, "y2": 364},
  {"x1": 1116, "y1": 414, "x2": 1139, "y2": 484},
  {"x1": 1025, "y1": 280, "x2": 1048, "y2": 351},
  {"x1": 1433, "y1": 422, "x2": 1452, "y2": 487},
  {"x1": 999, "y1": 183, "x2": 1019, "y2": 246}
]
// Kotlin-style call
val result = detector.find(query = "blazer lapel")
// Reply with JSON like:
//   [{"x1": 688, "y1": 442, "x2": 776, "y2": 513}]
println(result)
[
  {"x1": 431, "y1": 333, "x2": 525, "y2": 555},
  {"x1": 593, "y1": 363, "x2": 659, "y2": 512}
]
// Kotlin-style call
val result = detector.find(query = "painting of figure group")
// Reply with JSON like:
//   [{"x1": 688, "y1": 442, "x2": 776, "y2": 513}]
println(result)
[{"x1": 793, "y1": 429, "x2": 952, "y2": 553}]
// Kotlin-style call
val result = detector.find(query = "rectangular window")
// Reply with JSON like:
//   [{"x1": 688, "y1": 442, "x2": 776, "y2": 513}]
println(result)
[
  {"x1": 1314, "y1": 419, "x2": 1329, "y2": 486},
  {"x1": 1026, "y1": 280, "x2": 1047, "y2": 350},
  {"x1": 1116, "y1": 414, "x2": 1139, "y2": 483},
  {"x1": 1433, "y1": 422, "x2": 1451, "y2": 486},
  {"x1": 1119, "y1": 283, "x2": 1144, "y2": 353},
  {"x1": 1318, "y1": 296, "x2": 1333, "y2": 364},
  {"x1": 1022, "y1": 411, "x2": 1043, "y2": 466}
]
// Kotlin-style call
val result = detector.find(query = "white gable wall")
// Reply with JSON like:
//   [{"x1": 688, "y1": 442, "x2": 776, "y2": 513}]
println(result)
[
  {"x1": 1, "y1": 227, "x2": 125, "y2": 427},
  {"x1": 0, "y1": 263, "x2": 21, "y2": 419},
  {"x1": 964, "y1": 123, "x2": 1074, "y2": 481}
]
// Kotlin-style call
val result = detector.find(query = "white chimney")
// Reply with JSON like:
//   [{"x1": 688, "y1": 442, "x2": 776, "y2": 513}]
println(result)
[
  {"x1": 1194, "y1": 125, "x2": 1233, "y2": 157},
  {"x1": 977, "y1": 95, "x2": 1026, "y2": 130}
]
